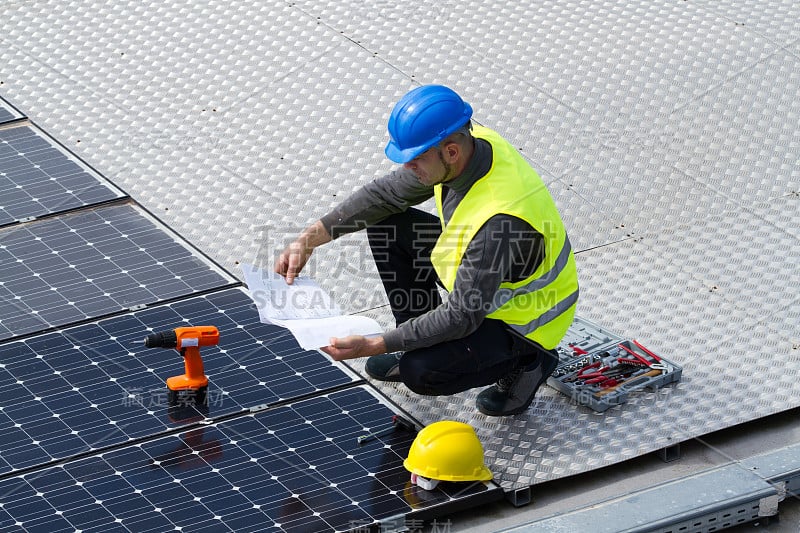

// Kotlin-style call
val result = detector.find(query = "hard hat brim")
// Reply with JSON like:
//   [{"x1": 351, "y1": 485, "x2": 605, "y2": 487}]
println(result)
[
  {"x1": 403, "y1": 458, "x2": 493, "y2": 483},
  {"x1": 384, "y1": 140, "x2": 427, "y2": 164}
]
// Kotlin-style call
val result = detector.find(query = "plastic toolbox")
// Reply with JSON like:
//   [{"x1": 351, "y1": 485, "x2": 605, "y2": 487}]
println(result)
[{"x1": 548, "y1": 318, "x2": 683, "y2": 412}]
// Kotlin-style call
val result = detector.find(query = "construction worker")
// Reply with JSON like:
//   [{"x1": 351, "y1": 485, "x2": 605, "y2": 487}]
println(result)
[{"x1": 275, "y1": 84, "x2": 579, "y2": 416}]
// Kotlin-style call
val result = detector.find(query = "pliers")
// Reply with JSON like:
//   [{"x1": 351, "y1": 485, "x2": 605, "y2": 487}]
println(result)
[{"x1": 618, "y1": 341, "x2": 666, "y2": 370}]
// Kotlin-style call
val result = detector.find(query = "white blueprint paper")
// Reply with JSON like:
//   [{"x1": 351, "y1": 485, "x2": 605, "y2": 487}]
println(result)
[{"x1": 241, "y1": 264, "x2": 383, "y2": 350}]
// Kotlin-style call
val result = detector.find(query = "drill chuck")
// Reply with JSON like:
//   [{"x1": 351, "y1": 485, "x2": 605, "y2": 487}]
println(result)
[{"x1": 144, "y1": 330, "x2": 178, "y2": 349}]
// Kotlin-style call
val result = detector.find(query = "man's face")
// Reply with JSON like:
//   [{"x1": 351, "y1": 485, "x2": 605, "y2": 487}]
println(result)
[{"x1": 403, "y1": 146, "x2": 455, "y2": 186}]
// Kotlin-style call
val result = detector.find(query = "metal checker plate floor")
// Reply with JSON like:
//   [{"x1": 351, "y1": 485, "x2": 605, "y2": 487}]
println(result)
[
  {"x1": 0, "y1": 386, "x2": 499, "y2": 533},
  {"x1": 0, "y1": 288, "x2": 358, "y2": 475},
  {"x1": 0, "y1": 0, "x2": 798, "y2": 496},
  {"x1": 0, "y1": 124, "x2": 126, "y2": 227}
]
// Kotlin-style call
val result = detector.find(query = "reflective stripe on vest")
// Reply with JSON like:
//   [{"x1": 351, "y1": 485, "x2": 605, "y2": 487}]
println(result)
[
  {"x1": 506, "y1": 288, "x2": 580, "y2": 338},
  {"x1": 431, "y1": 125, "x2": 579, "y2": 349},
  {"x1": 486, "y1": 235, "x2": 574, "y2": 314}
]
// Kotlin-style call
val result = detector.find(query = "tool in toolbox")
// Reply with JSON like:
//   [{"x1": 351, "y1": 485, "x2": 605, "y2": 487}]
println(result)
[
  {"x1": 548, "y1": 318, "x2": 683, "y2": 412},
  {"x1": 595, "y1": 369, "x2": 663, "y2": 398},
  {"x1": 568, "y1": 343, "x2": 589, "y2": 355},
  {"x1": 357, "y1": 415, "x2": 416, "y2": 444},
  {"x1": 143, "y1": 326, "x2": 219, "y2": 406}
]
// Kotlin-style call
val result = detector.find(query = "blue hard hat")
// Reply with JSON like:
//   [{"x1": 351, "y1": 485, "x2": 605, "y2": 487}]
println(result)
[{"x1": 385, "y1": 85, "x2": 473, "y2": 164}]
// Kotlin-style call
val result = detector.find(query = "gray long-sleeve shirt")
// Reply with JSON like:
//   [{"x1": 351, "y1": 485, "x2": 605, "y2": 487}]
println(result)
[{"x1": 320, "y1": 138, "x2": 544, "y2": 353}]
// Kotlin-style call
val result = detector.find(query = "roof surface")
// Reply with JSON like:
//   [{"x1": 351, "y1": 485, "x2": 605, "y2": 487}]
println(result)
[{"x1": 1, "y1": 1, "x2": 798, "y2": 531}]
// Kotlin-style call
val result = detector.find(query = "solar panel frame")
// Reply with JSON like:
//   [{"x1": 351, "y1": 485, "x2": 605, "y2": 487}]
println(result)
[
  {"x1": 0, "y1": 202, "x2": 235, "y2": 341},
  {"x1": 0, "y1": 124, "x2": 126, "y2": 227}
]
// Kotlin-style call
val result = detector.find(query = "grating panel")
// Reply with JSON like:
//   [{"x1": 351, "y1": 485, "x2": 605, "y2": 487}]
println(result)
[
  {"x1": 0, "y1": 288, "x2": 357, "y2": 474},
  {"x1": 0, "y1": 203, "x2": 233, "y2": 340},
  {"x1": 0, "y1": 387, "x2": 499, "y2": 533},
  {"x1": 0, "y1": 125, "x2": 126, "y2": 227}
]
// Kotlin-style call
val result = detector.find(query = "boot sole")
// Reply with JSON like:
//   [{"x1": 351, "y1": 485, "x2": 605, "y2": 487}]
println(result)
[
  {"x1": 476, "y1": 391, "x2": 538, "y2": 416},
  {"x1": 476, "y1": 353, "x2": 559, "y2": 416}
]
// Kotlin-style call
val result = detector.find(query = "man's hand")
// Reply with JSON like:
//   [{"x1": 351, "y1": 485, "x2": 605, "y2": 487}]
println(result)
[
  {"x1": 274, "y1": 240, "x2": 312, "y2": 285},
  {"x1": 321, "y1": 335, "x2": 387, "y2": 361},
  {"x1": 274, "y1": 221, "x2": 331, "y2": 284}
]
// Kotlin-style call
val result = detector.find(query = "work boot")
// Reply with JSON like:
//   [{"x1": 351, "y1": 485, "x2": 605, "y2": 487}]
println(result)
[
  {"x1": 365, "y1": 352, "x2": 403, "y2": 382},
  {"x1": 476, "y1": 352, "x2": 559, "y2": 416}
]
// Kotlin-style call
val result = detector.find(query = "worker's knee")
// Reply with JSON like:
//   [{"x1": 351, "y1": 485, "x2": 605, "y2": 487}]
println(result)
[{"x1": 399, "y1": 352, "x2": 451, "y2": 396}]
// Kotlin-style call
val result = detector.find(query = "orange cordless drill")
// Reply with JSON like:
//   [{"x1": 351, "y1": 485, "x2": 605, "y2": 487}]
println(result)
[{"x1": 143, "y1": 326, "x2": 219, "y2": 406}]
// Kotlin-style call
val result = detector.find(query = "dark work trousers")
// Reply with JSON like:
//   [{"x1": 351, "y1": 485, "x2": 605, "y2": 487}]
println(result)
[{"x1": 366, "y1": 208, "x2": 553, "y2": 396}]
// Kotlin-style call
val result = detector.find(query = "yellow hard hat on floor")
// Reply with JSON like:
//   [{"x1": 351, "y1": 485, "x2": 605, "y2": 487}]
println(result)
[{"x1": 403, "y1": 421, "x2": 493, "y2": 486}]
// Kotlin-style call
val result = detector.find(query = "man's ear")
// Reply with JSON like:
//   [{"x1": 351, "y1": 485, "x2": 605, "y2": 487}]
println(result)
[{"x1": 442, "y1": 141, "x2": 461, "y2": 164}]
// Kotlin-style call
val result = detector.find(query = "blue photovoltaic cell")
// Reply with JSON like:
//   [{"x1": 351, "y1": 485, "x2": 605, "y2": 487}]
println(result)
[
  {"x1": 0, "y1": 203, "x2": 233, "y2": 340},
  {"x1": 0, "y1": 108, "x2": 17, "y2": 124},
  {"x1": 0, "y1": 126, "x2": 124, "y2": 226},
  {"x1": 0, "y1": 387, "x2": 497, "y2": 533},
  {"x1": 0, "y1": 288, "x2": 357, "y2": 474},
  {"x1": 0, "y1": 97, "x2": 23, "y2": 124}
]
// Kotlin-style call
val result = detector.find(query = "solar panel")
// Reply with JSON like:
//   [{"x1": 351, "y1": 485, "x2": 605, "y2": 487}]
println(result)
[
  {"x1": 0, "y1": 387, "x2": 499, "y2": 532},
  {"x1": 0, "y1": 97, "x2": 24, "y2": 125},
  {"x1": 0, "y1": 125, "x2": 126, "y2": 227},
  {"x1": 0, "y1": 288, "x2": 359, "y2": 474},
  {"x1": 0, "y1": 203, "x2": 234, "y2": 341},
  {"x1": 0, "y1": 108, "x2": 17, "y2": 124}
]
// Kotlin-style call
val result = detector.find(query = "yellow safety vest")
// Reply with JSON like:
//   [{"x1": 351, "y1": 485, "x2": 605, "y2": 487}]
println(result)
[{"x1": 431, "y1": 125, "x2": 579, "y2": 349}]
